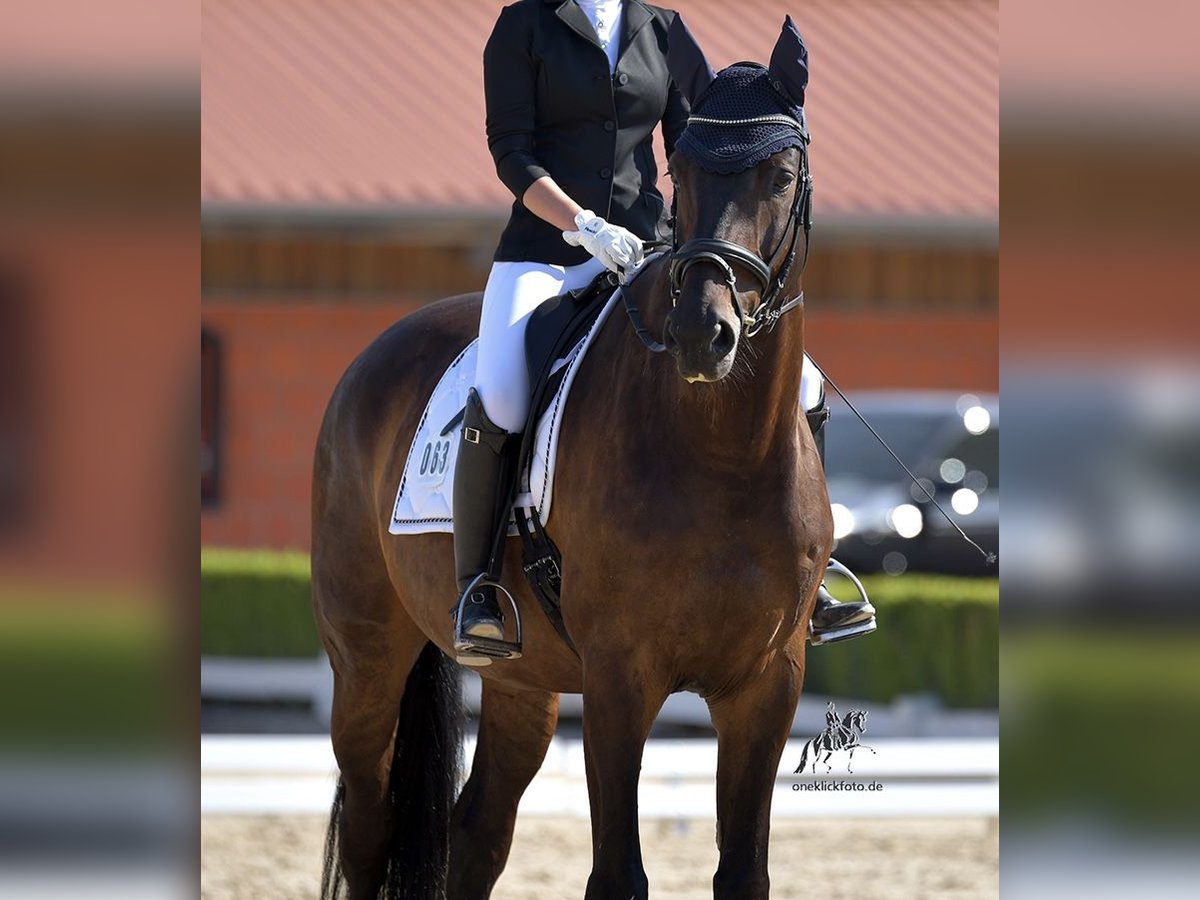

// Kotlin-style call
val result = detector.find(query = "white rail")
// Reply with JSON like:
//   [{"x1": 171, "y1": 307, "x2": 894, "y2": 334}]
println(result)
[{"x1": 201, "y1": 735, "x2": 998, "y2": 818}]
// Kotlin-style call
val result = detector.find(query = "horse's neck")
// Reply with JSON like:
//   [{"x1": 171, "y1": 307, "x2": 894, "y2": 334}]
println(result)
[{"x1": 618, "y1": 264, "x2": 807, "y2": 473}]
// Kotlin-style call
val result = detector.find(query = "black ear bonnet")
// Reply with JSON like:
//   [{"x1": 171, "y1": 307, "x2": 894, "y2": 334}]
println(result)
[{"x1": 668, "y1": 16, "x2": 811, "y2": 174}]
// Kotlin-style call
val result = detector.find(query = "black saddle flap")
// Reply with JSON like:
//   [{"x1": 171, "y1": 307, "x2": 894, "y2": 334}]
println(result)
[{"x1": 522, "y1": 270, "x2": 618, "y2": 428}]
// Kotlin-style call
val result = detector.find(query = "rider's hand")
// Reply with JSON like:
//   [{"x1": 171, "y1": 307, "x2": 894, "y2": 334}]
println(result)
[{"x1": 562, "y1": 210, "x2": 645, "y2": 274}]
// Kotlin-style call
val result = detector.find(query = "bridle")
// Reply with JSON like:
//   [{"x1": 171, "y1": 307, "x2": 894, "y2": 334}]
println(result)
[{"x1": 624, "y1": 112, "x2": 813, "y2": 353}]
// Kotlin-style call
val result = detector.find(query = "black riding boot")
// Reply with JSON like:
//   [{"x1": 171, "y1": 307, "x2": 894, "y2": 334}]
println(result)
[
  {"x1": 451, "y1": 388, "x2": 522, "y2": 666},
  {"x1": 807, "y1": 400, "x2": 877, "y2": 645}
]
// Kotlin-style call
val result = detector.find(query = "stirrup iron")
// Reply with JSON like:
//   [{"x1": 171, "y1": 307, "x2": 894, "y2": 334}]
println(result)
[
  {"x1": 809, "y1": 559, "x2": 877, "y2": 646},
  {"x1": 453, "y1": 573, "x2": 523, "y2": 663}
]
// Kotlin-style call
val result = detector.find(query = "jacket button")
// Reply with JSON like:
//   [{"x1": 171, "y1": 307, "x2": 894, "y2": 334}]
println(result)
[
  {"x1": 617, "y1": 72, "x2": 630, "y2": 85},
  {"x1": 603, "y1": 120, "x2": 615, "y2": 131},
  {"x1": 599, "y1": 167, "x2": 612, "y2": 179}
]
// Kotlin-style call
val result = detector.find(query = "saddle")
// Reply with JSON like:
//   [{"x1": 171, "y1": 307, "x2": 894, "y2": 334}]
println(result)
[{"x1": 450, "y1": 269, "x2": 621, "y2": 654}]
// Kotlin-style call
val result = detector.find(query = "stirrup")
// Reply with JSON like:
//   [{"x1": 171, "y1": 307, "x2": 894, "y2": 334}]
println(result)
[
  {"x1": 809, "y1": 617, "x2": 877, "y2": 646},
  {"x1": 453, "y1": 573, "x2": 523, "y2": 665},
  {"x1": 808, "y1": 559, "x2": 876, "y2": 646}
]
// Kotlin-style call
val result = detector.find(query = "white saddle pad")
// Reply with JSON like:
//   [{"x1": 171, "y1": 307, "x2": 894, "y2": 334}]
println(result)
[{"x1": 389, "y1": 288, "x2": 622, "y2": 535}]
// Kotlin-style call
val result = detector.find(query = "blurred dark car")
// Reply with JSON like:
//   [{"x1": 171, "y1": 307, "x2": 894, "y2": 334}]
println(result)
[{"x1": 823, "y1": 391, "x2": 998, "y2": 576}]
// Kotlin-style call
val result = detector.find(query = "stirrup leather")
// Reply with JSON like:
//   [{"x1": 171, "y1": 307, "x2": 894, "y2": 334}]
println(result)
[
  {"x1": 453, "y1": 573, "x2": 523, "y2": 661},
  {"x1": 808, "y1": 559, "x2": 877, "y2": 646}
]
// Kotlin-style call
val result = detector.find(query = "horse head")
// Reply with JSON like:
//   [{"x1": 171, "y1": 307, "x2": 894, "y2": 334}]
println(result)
[
  {"x1": 661, "y1": 17, "x2": 812, "y2": 383},
  {"x1": 845, "y1": 709, "x2": 869, "y2": 735}
]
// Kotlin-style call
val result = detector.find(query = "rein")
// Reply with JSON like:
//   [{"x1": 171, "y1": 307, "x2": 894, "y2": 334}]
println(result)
[{"x1": 624, "y1": 113, "x2": 813, "y2": 352}]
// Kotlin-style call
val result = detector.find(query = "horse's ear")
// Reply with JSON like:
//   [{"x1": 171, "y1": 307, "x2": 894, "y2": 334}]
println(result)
[
  {"x1": 667, "y1": 14, "x2": 715, "y2": 106},
  {"x1": 767, "y1": 15, "x2": 809, "y2": 107}
]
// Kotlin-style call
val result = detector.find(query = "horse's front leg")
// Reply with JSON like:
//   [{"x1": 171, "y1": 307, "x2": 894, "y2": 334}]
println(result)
[
  {"x1": 706, "y1": 654, "x2": 802, "y2": 900},
  {"x1": 581, "y1": 652, "x2": 668, "y2": 900}
]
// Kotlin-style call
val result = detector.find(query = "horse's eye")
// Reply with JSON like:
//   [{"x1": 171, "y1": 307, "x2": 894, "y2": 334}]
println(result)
[{"x1": 772, "y1": 171, "x2": 796, "y2": 195}]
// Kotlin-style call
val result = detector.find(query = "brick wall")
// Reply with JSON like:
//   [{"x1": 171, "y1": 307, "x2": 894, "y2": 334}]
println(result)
[
  {"x1": 1, "y1": 221, "x2": 195, "y2": 587},
  {"x1": 200, "y1": 297, "x2": 996, "y2": 552},
  {"x1": 807, "y1": 310, "x2": 998, "y2": 391},
  {"x1": 200, "y1": 299, "x2": 420, "y2": 550}
]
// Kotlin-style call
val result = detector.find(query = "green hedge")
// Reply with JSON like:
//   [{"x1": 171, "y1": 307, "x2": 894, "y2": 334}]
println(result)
[
  {"x1": 201, "y1": 548, "x2": 320, "y2": 657},
  {"x1": 806, "y1": 575, "x2": 998, "y2": 708},
  {"x1": 0, "y1": 600, "x2": 175, "y2": 750},
  {"x1": 1003, "y1": 632, "x2": 1200, "y2": 823},
  {"x1": 201, "y1": 549, "x2": 997, "y2": 707}
]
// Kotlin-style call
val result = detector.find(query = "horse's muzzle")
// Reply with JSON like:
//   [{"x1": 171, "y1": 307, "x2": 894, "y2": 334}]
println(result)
[{"x1": 664, "y1": 307, "x2": 738, "y2": 381}]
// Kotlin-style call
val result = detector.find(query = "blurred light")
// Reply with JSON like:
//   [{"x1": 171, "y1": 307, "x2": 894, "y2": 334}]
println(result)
[
  {"x1": 939, "y1": 457, "x2": 967, "y2": 483},
  {"x1": 888, "y1": 503, "x2": 923, "y2": 538},
  {"x1": 882, "y1": 551, "x2": 908, "y2": 575},
  {"x1": 952, "y1": 488, "x2": 980, "y2": 515},
  {"x1": 955, "y1": 393, "x2": 981, "y2": 416},
  {"x1": 964, "y1": 470, "x2": 989, "y2": 492},
  {"x1": 1005, "y1": 511, "x2": 1090, "y2": 590},
  {"x1": 910, "y1": 477, "x2": 937, "y2": 502},
  {"x1": 830, "y1": 502, "x2": 855, "y2": 540},
  {"x1": 963, "y1": 405, "x2": 992, "y2": 435}
]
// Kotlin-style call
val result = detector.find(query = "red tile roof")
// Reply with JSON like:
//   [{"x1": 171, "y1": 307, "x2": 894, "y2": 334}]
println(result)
[{"x1": 202, "y1": 0, "x2": 996, "y2": 220}]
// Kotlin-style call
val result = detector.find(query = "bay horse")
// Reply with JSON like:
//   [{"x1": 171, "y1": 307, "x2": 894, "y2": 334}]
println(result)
[{"x1": 312, "y1": 25, "x2": 830, "y2": 900}]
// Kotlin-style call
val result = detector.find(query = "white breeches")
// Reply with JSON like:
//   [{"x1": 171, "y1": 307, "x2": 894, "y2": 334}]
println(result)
[
  {"x1": 475, "y1": 258, "x2": 608, "y2": 432},
  {"x1": 800, "y1": 353, "x2": 825, "y2": 412},
  {"x1": 473, "y1": 258, "x2": 826, "y2": 432}
]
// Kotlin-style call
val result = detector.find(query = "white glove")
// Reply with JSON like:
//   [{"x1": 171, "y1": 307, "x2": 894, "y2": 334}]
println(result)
[{"x1": 562, "y1": 210, "x2": 644, "y2": 274}]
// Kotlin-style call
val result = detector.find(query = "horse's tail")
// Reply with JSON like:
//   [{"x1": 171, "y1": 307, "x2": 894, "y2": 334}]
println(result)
[
  {"x1": 320, "y1": 642, "x2": 464, "y2": 900},
  {"x1": 794, "y1": 737, "x2": 813, "y2": 774}
]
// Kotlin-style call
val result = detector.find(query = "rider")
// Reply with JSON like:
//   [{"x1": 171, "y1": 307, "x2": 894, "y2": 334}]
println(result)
[{"x1": 452, "y1": 0, "x2": 874, "y2": 665}]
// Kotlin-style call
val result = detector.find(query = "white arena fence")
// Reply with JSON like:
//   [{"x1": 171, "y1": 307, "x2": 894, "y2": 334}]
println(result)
[{"x1": 201, "y1": 734, "x2": 998, "y2": 819}]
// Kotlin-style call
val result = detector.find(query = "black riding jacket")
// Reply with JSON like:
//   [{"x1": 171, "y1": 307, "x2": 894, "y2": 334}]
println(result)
[{"x1": 484, "y1": 0, "x2": 689, "y2": 265}]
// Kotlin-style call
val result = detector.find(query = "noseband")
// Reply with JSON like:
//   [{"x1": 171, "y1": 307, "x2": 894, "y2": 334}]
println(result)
[{"x1": 625, "y1": 114, "x2": 813, "y2": 352}]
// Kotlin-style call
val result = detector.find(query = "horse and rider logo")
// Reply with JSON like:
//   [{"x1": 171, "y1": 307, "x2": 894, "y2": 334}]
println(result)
[{"x1": 794, "y1": 701, "x2": 876, "y2": 774}]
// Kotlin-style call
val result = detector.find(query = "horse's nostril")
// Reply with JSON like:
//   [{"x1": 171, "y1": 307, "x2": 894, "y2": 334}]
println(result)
[{"x1": 712, "y1": 320, "x2": 736, "y2": 358}]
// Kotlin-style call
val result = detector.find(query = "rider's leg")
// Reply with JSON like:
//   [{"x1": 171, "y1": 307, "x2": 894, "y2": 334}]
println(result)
[
  {"x1": 801, "y1": 355, "x2": 877, "y2": 644},
  {"x1": 474, "y1": 257, "x2": 607, "y2": 430},
  {"x1": 452, "y1": 258, "x2": 605, "y2": 664}
]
